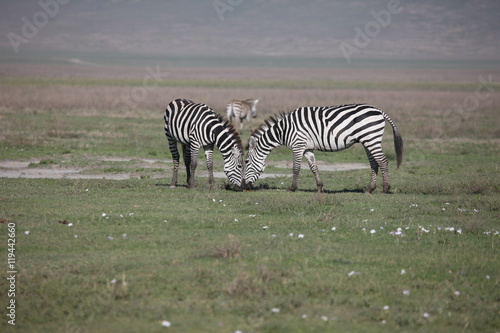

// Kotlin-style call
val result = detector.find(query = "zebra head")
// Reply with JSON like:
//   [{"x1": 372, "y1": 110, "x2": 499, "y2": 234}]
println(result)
[
  {"x1": 244, "y1": 136, "x2": 266, "y2": 188},
  {"x1": 245, "y1": 99, "x2": 259, "y2": 118},
  {"x1": 223, "y1": 145, "x2": 244, "y2": 188}
]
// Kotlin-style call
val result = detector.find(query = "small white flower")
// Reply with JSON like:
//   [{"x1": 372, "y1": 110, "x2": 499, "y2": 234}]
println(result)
[
  {"x1": 85, "y1": 189, "x2": 89, "y2": 192},
  {"x1": 301, "y1": 314, "x2": 308, "y2": 319},
  {"x1": 383, "y1": 305, "x2": 390, "y2": 310},
  {"x1": 457, "y1": 229, "x2": 462, "y2": 234},
  {"x1": 120, "y1": 214, "x2": 124, "y2": 218},
  {"x1": 381, "y1": 319, "x2": 387, "y2": 324},
  {"x1": 298, "y1": 234, "x2": 304, "y2": 239},
  {"x1": 163, "y1": 220, "x2": 168, "y2": 223},
  {"x1": 331, "y1": 227, "x2": 337, "y2": 231},
  {"x1": 234, "y1": 330, "x2": 243, "y2": 333},
  {"x1": 410, "y1": 204, "x2": 418, "y2": 207},
  {"x1": 419, "y1": 226, "x2": 430, "y2": 233},
  {"x1": 262, "y1": 226, "x2": 269, "y2": 230},
  {"x1": 212, "y1": 199, "x2": 216, "y2": 202},
  {"x1": 370, "y1": 209, "x2": 375, "y2": 212},
  {"x1": 24, "y1": 231, "x2": 30, "y2": 235},
  {"x1": 129, "y1": 213, "x2": 134, "y2": 216},
  {"x1": 348, "y1": 270, "x2": 359, "y2": 277},
  {"x1": 321, "y1": 315, "x2": 328, "y2": 321},
  {"x1": 486, "y1": 275, "x2": 491, "y2": 280},
  {"x1": 110, "y1": 279, "x2": 117, "y2": 284},
  {"x1": 289, "y1": 233, "x2": 294, "y2": 237},
  {"x1": 423, "y1": 312, "x2": 430, "y2": 318},
  {"x1": 108, "y1": 236, "x2": 114, "y2": 240},
  {"x1": 234, "y1": 218, "x2": 238, "y2": 222},
  {"x1": 74, "y1": 235, "x2": 78, "y2": 238},
  {"x1": 249, "y1": 214, "x2": 256, "y2": 217},
  {"x1": 122, "y1": 233, "x2": 127, "y2": 239},
  {"x1": 102, "y1": 213, "x2": 107, "y2": 217},
  {"x1": 271, "y1": 307, "x2": 280, "y2": 313},
  {"x1": 403, "y1": 290, "x2": 410, "y2": 296},
  {"x1": 161, "y1": 320, "x2": 171, "y2": 327},
  {"x1": 68, "y1": 223, "x2": 73, "y2": 227},
  {"x1": 370, "y1": 229, "x2": 376, "y2": 234},
  {"x1": 401, "y1": 269, "x2": 406, "y2": 275},
  {"x1": 473, "y1": 209, "x2": 479, "y2": 213},
  {"x1": 454, "y1": 291, "x2": 460, "y2": 296},
  {"x1": 219, "y1": 200, "x2": 223, "y2": 203}
]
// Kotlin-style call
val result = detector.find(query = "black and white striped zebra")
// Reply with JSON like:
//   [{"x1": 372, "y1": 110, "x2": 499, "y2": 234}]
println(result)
[
  {"x1": 244, "y1": 104, "x2": 403, "y2": 193},
  {"x1": 226, "y1": 98, "x2": 259, "y2": 130},
  {"x1": 164, "y1": 98, "x2": 244, "y2": 189}
]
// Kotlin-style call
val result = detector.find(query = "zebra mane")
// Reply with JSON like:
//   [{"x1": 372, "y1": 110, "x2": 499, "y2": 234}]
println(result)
[
  {"x1": 215, "y1": 113, "x2": 243, "y2": 150},
  {"x1": 250, "y1": 112, "x2": 287, "y2": 140}
]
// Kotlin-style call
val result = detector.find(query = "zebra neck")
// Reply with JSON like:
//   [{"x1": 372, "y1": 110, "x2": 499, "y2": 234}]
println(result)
[
  {"x1": 260, "y1": 125, "x2": 282, "y2": 152},
  {"x1": 213, "y1": 125, "x2": 238, "y2": 155}
]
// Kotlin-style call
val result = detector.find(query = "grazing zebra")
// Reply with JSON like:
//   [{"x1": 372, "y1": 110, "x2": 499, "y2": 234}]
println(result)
[
  {"x1": 164, "y1": 98, "x2": 244, "y2": 189},
  {"x1": 244, "y1": 104, "x2": 403, "y2": 193},
  {"x1": 226, "y1": 98, "x2": 259, "y2": 130}
]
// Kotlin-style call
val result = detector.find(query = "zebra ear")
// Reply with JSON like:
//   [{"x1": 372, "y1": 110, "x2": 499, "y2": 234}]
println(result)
[
  {"x1": 249, "y1": 137, "x2": 257, "y2": 150},
  {"x1": 231, "y1": 145, "x2": 240, "y2": 155}
]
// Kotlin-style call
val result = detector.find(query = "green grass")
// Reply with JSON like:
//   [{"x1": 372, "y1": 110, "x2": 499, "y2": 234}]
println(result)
[
  {"x1": 0, "y1": 174, "x2": 499, "y2": 333},
  {"x1": 1, "y1": 72, "x2": 499, "y2": 332}
]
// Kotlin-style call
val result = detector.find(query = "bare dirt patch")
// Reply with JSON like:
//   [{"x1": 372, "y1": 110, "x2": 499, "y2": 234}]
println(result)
[{"x1": 0, "y1": 158, "x2": 368, "y2": 180}]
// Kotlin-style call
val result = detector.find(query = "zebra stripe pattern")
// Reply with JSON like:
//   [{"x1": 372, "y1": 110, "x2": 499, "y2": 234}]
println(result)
[
  {"x1": 164, "y1": 98, "x2": 244, "y2": 189},
  {"x1": 226, "y1": 99, "x2": 259, "y2": 130},
  {"x1": 245, "y1": 104, "x2": 403, "y2": 193}
]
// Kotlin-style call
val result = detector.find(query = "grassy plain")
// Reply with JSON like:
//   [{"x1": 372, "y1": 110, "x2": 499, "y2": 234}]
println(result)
[{"x1": 0, "y1": 61, "x2": 499, "y2": 333}]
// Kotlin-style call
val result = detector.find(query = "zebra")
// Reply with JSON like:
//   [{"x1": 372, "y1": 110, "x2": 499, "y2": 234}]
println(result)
[
  {"x1": 226, "y1": 98, "x2": 259, "y2": 130},
  {"x1": 164, "y1": 98, "x2": 244, "y2": 189},
  {"x1": 244, "y1": 104, "x2": 403, "y2": 193}
]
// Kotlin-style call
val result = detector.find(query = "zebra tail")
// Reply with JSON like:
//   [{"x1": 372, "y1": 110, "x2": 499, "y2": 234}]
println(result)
[{"x1": 383, "y1": 112, "x2": 403, "y2": 169}]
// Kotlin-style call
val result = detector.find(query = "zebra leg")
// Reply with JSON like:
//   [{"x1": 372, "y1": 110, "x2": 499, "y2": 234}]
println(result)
[
  {"x1": 364, "y1": 148, "x2": 379, "y2": 194},
  {"x1": 376, "y1": 154, "x2": 391, "y2": 193},
  {"x1": 364, "y1": 147, "x2": 391, "y2": 193},
  {"x1": 182, "y1": 144, "x2": 192, "y2": 187},
  {"x1": 304, "y1": 150, "x2": 323, "y2": 193},
  {"x1": 204, "y1": 145, "x2": 215, "y2": 189},
  {"x1": 188, "y1": 143, "x2": 202, "y2": 189},
  {"x1": 289, "y1": 149, "x2": 303, "y2": 192},
  {"x1": 168, "y1": 138, "x2": 180, "y2": 187}
]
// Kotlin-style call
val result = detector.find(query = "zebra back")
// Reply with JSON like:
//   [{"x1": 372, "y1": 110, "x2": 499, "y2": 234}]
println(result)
[{"x1": 226, "y1": 98, "x2": 259, "y2": 121}]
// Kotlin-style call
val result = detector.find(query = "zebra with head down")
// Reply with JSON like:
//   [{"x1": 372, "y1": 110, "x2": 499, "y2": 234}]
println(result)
[
  {"x1": 244, "y1": 103, "x2": 403, "y2": 193},
  {"x1": 164, "y1": 98, "x2": 244, "y2": 189}
]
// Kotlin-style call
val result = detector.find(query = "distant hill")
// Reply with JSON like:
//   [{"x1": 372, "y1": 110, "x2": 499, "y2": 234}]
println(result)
[{"x1": 1, "y1": 0, "x2": 499, "y2": 61}]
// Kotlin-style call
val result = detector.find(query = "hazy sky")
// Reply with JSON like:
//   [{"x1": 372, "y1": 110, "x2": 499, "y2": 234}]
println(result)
[{"x1": 1, "y1": 0, "x2": 499, "y2": 61}]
